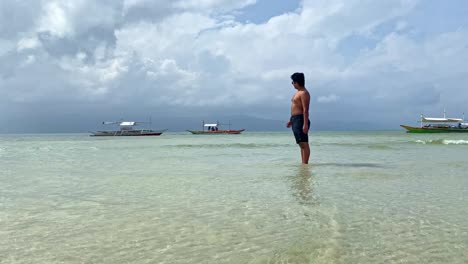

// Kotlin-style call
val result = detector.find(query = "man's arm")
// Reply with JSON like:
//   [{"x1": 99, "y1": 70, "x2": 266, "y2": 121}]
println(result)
[{"x1": 301, "y1": 92, "x2": 310, "y2": 134}]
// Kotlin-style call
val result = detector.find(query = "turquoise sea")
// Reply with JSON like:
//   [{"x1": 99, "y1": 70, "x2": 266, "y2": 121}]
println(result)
[{"x1": 1, "y1": 131, "x2": 467, "y2": 263}]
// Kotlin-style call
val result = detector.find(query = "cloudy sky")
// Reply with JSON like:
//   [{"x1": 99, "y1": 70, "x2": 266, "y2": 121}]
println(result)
[{"x1": 1, "y1": 0, "x2": 467, "y2": 132}]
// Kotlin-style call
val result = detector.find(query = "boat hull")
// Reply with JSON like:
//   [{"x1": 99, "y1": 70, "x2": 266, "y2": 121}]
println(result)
[
  {"x1": 187, "y1": 129, "x2": 245, "y2": 135},
  {"x1": 90, "y1": 129, "x2": 167, "y2": 136},
  {"x1": 400, "y1": 125, "x2": 468, "y2": 133}
]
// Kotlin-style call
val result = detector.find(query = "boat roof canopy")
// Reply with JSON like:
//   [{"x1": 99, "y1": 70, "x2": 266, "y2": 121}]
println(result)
[
  {"x1": 204, "y1": 123, "x2": 218, "y2": 127},
  {"x1": 422, "y1": 117, "x2": 463, "y2": 123},
  {"x1": 120, "y1": 122, "x2": 136, "y2": 126}
]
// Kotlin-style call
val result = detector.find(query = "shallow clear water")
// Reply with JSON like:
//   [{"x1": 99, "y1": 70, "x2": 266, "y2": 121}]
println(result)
[{"x1": 1, "y1": 131, "x2": 467, "y2": 263}]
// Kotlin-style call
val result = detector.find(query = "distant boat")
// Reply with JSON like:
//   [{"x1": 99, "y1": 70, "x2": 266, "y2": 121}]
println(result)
[
  {"x1": 401, "y1": 110, "x2": 468, "y2": 133},
  {"x1": 187, "y1": 121, "x2": 245, "y2": 135},
  {"x1": 90, "y1": 121, "x2": 167, "y2": 136}
]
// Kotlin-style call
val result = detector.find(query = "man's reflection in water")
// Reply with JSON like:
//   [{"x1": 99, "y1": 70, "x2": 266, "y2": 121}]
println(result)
[{"x1": 290, "y1": 165, "x2": 318, "y2": 205}]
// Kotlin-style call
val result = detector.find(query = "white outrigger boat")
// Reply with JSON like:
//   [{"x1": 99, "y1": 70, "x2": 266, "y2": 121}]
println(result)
[{"x1": 90, "y1": 121, "x2": 167, "y2": 136}]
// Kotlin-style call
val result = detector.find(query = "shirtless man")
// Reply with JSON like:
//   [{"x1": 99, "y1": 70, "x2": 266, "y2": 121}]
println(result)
[{"x1": 286, "y1": 72, "x2": 311, "y2": 164}]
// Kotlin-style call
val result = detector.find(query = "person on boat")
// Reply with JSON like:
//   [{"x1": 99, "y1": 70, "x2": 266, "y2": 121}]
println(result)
[{"x1": 286, "y1": 72, "x2": 311, "y2": 164}]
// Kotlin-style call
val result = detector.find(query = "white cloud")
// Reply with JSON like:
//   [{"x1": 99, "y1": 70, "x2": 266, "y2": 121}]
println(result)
[
  {"x1": 174, "y1": 0, "x2": 257, "y2": 12},
  {"x1": 36, "y1": 0, "x2": 120, "y2": 38},
  {"x1": 38, "y1": 2, "x2": 74, "y2": 37},
  {"x1": 115, "y1": 13, "x2": 216, "y2": 59},
  {"x1": 17, "y1": 37, "x2": 41, "y2": 52},
  {"x1": 1, "y1": 0, "x2": 467, "y2": 131},
  {"x1": 317, "y1": 94, "x2": 340, "y2": 103}
]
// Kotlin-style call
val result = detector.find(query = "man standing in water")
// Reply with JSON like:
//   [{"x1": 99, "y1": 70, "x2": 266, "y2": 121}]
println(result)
[{"x1": 286, "y1": 72, "x2": 311, "y2": 164}]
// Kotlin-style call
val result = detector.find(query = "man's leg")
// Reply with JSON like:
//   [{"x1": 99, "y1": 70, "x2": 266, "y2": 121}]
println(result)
[
  {"x1": 299, "y1": 144, "x2": 304, "y2": 163},
  {"x1": 299, "y1": 142, "x2": 310, "y2": 164},
  {"x1": 304, "y1": 143, "x2": 310, "y2": 164}
]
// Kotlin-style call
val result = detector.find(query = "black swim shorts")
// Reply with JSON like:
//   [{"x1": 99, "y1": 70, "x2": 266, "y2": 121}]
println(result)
[{"x1": 290, "y1": 114, "x2": 310, "y2": 144}]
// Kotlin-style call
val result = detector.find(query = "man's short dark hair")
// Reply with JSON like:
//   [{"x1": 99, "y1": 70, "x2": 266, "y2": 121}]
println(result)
[{"x1": 291, "y1": 72, "x2": 305, "y2": 87}]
